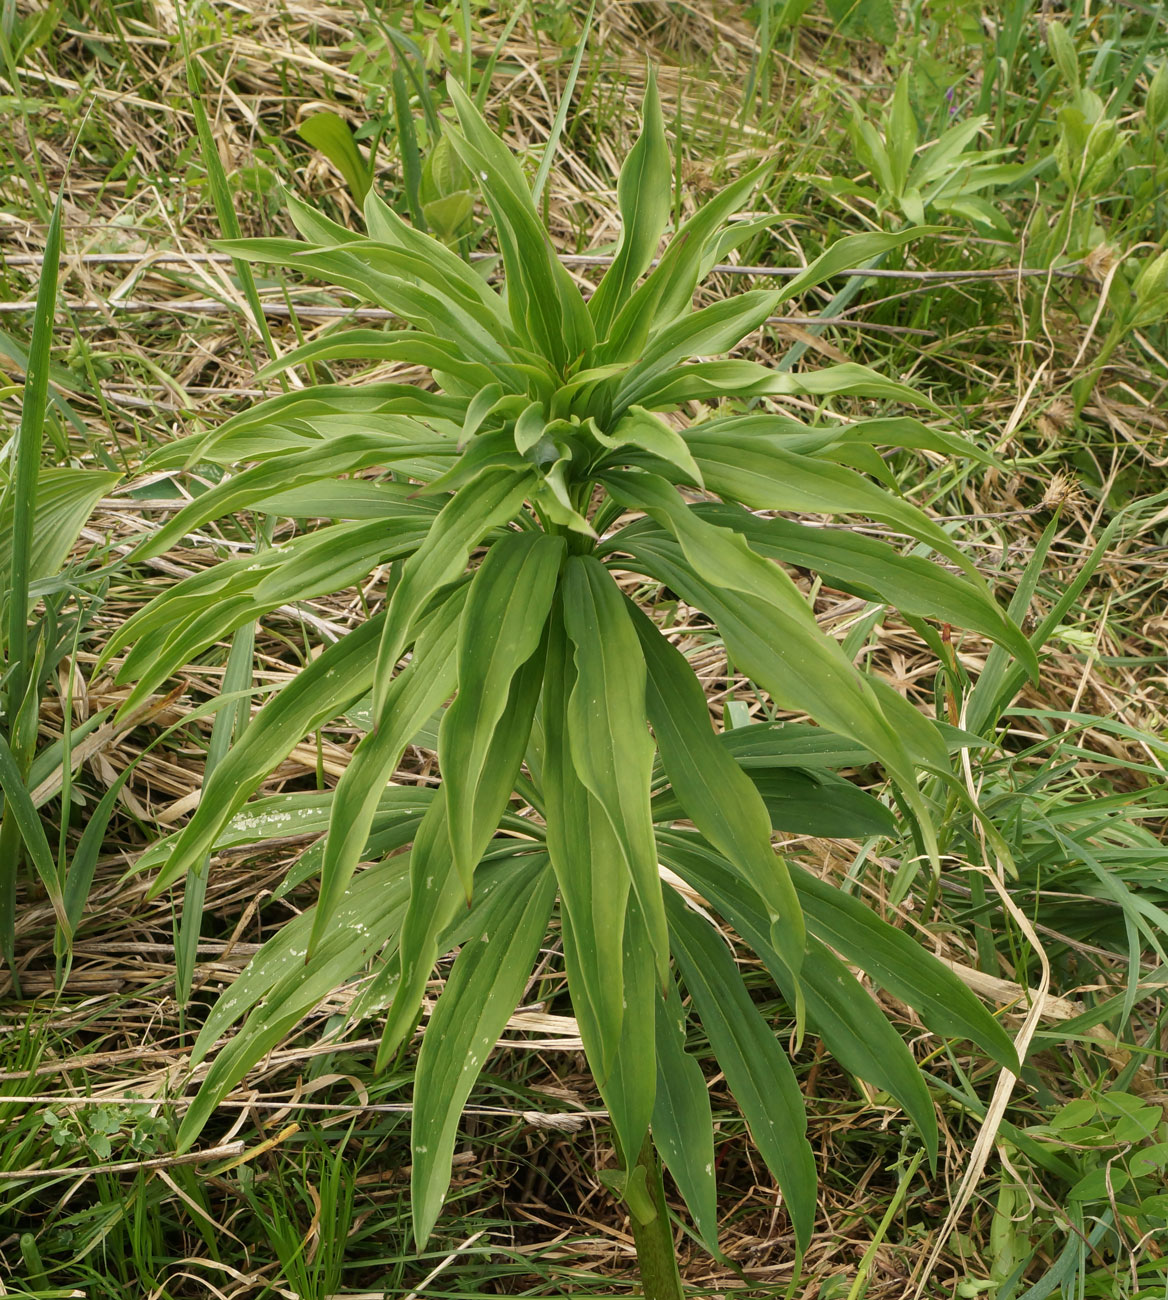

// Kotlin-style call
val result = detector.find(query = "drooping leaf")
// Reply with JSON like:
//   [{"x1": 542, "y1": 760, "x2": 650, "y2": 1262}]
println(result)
[
  {"x1": 682, "y1": 505, "x2": 1034, "y2": 670},
  {"x1": 441, "y1": 532, "x2": 564, "y2": 893},
  {"x1": 684, "y1": 433, "x2": 979, "y2": 580},
  {"x1": 653, "y1": 764, "x2": 895, "y2": 839},
  {"x1": 652, "y1": 974, "x2": 718, "y2": 1250},
  {"x1": 630, "y1": 359, "x2": 934, "y2": 412},
  {"x1": 581, "y1": 898, "x2": 658, "y2": 1175},
  {"x1": 790, "y1": 861, "x2": 1019, "y2": 1070},
  {"x1": 561, "y1": 557, "x2": 670, "y2": 988},
  {"x1": 607, "y1": 479, "x2": 934, "y2": 777},
  {"x1": 668, "y1": 891, "x2": 817, "y2": 1253},
  {"x1": 628, "y1": 598, "x2": 804, "y2": 986},
  {"x1": 662, "y1": 832, "x2": 938, "y2": 1160},
  {"x1": 541, "y1": 601, "x2": 629, "y2": 1079},
  {"x1": 412, "y1": 858, "x2": 556, "y2": 1244},
  {"x1": 108, "y1": 518, "x2": 430, "y2": 717},
  {"x1": 308, "y1": 586, "x2": 467, "y2": 958},
  {"x1": 382, "y1": 650, "x2": 547, "y2": 1067},
  {"x1": 177, "y1": 851, "x2": 414, "y2": 1152}
]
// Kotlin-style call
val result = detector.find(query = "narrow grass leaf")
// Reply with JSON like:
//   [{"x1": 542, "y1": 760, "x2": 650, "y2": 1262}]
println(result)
[
  {"x1": 0, "y1": 732, "x2": 68, "y2": 938},
  {"x1": 542, "y1": 604, "x2": 628, "y2": 1078},
  {"x1": 178, "y1": 854, "x2": 415, "y2": 1152}
]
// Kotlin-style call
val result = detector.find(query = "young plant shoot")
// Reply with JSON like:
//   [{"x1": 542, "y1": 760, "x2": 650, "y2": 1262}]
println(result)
[{"x1": 103, "y1": 72, "x2": 1026, "y2": 1295}]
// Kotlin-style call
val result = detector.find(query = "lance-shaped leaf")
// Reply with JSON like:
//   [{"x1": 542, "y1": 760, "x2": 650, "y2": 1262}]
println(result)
[
  {"x1": 686, "y1": 505, "x2": 1035, "y2": 673},
  {"x1": 0, "y1": 732, "x2": 69, "y2": 938},
  {"x1": 611, "y1": 522, "x2": 938, "y2": 786},
  {"x1": 652, "y1": 973, "x2": 718, "y2": 1250},
  {"x1": 541, "y1": 602, "x2": 629, "y2": 1078},
  {"x1": 661, "y1": 832, "x2": 938, "y2": 1161},
  {"x1": 777, "y1": 227, "x2": 937, "y2": 301},
  {"x1": 256, "y1": 329, "x2": 510, "y2": 392},
  {"x1": 307, "y1": 586, "x2": 467, "y2": 960},
  {"x1": 685, "y1": 432, "x2": 978, "y2": 580},
  {"x1": 790, "y1": 861, "x2": 1019, "y2": 1070},
  {"x1": 130, "y1": 434, "x2": 453, "y2": 564},
  {"x1": 561, "y1": 556, "x2": 670, "y2": 988},
  {"x1": 690, "y1": 411, "x2": 1004, "y2": 467},
  {"x1": 441, "y1": 531, "x2": 564, "y2": 895},
  {"x1": 214, "y1": 239, "x2": 511, "y2": 366},
  {"x1": 107, "y1": 518, "x2": 430, "y2": 717},
  {"x1": 615, "y1": 289, "x2": 781, "y2": 411},
  {"x1": 588, "y1": 68, "x2": 671, "y2": 336},
  {"x1": 628, "y1": 359, "x2": 934, "y2": 412},
  {"x1": 372, "y1": 469, "x2": 534, "y2": 716},
  {"x1": 0, "y1": 467, "x2": 118, "y2": 590},
  {"x1": 626, "y1": 597, "x2": 804, "y2": 990},
  {"x1": 597, "y1": 162, "x2": 773, "y2": 364},
  {"x1": 166, "y1": 386, "x2": 464, "y2": 467},
  {"x1": 380, "y1": 650, "x2": 547, "y2": 1068},
  {"x1": 362, "y1": 188, "x2": 512, "y2": 324},
  {"x1": 445, "y1": 76, "x2": 594, "y2": 371},
  {"x1": 412, "y1": 858, "x2": 556, "y2": 1245},
  {"x1": 668, "y1": 891, "x2": 817, "y2": 1254},
  {"x1": 144, "y1": 614, "x2": 387, "y2": 896}
]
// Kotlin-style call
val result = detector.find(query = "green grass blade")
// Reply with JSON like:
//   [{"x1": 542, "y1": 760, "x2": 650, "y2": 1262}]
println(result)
[
  {"x1": 175, "y1": 614, "x2": 257, "y2": 1008},
  {"x1": 531, "y1": 1, "x2": 595, "y2": 206},
  {"x1": 0, "y1": 730, "x2": 69, "y2": 941},
  {"x1": 4, "y1": 191, "x2": 61, "y2": 733}
]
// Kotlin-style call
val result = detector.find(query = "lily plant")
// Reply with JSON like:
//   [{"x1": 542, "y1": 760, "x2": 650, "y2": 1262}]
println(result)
[{"x1": 103, "y1": 73, "x2": 1026, "y2": 1297}]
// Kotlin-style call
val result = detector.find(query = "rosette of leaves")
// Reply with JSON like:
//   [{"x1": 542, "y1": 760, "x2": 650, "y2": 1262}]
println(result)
[{"x1": 104, "y1": 73, "x2": 1027, "y2": 1289}]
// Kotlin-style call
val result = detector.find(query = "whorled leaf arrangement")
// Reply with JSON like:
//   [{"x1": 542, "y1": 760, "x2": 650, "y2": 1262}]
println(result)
[{"x1": 104, "y1": 73, "x2": 1026, "y2": 1262}]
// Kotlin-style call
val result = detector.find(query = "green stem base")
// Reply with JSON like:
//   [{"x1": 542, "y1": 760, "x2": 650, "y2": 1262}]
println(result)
[{"x1": 629, "y1": 1135, "x2": 685, "y2": 1300}]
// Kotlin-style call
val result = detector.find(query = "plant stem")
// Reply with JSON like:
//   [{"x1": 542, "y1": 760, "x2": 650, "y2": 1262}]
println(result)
[{"x1": 629, "y1": 1135, "x2": 685, "y2": 1300}]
